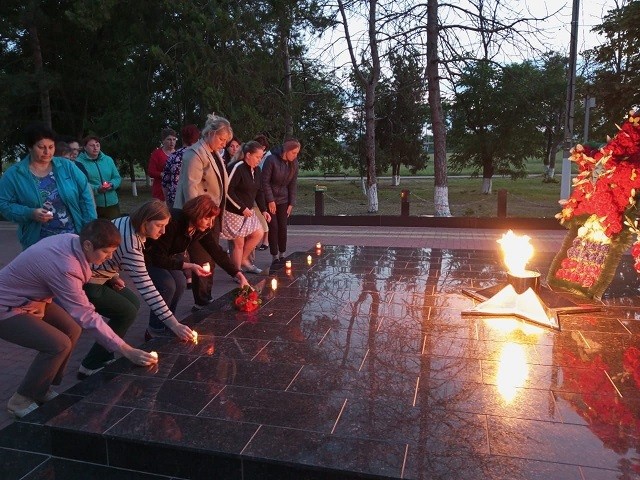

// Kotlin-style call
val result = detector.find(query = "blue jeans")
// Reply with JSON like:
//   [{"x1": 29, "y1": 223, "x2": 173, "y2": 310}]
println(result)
[{"x1": 147, "y1": 266, "x2": 187, "y2": 331}]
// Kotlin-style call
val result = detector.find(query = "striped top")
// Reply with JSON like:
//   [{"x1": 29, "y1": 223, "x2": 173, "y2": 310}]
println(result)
[{"x1": 93, "y1": 216, "x2": 176, "y2": 325}]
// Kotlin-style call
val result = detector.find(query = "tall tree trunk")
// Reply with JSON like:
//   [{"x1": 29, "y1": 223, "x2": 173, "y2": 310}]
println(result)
[
  {"x1": 392, "y1": 163, "x2": 400, "y2": 186},
  {"x1": 482, "y1": 160, "x2": 494, "y2": 194},
  {"x1": 338, "y1": 0, "x2": 380, "y2": 213},
  {"x1": 27, "y1": 20, "x2": 51, "y2": 127},
  {"x1": 280, "y1": 23, "x2": 294, "y2": 138},
  {"x1": 427, "y1": 0, "x2": 451, "y2": 216},
  {"x1": 364, "y1": 83, "x2": 378, "y2": 212}
]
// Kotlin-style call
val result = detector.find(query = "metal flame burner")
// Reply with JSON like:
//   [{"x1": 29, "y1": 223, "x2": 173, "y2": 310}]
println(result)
[{"x1": 507, "y1": 270, "x2": 540, "y2": 295}]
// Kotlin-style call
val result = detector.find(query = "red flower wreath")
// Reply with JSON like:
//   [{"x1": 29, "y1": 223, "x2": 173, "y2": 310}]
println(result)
[
  {"x1": 232, "y1": 285, "x2": 262, "y2": 312},
  {"x1": 556, "y1": 108, "x2": 640, "y2": 271}
]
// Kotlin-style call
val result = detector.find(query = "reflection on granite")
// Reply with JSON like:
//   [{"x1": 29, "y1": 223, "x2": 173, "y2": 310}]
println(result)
[{"x1": 2, "y1": 245, "x2": 640, "y2": 479}]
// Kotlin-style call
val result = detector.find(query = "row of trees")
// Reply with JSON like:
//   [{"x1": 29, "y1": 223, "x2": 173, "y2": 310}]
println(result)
[{"x1": 1, "y1": 0, "x2": 637, "y2": 215}]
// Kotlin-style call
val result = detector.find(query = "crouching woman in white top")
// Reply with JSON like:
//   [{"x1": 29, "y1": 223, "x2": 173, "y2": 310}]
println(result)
[{"x1": 0, "y1": 219, "x2": 157, "y2": 418}]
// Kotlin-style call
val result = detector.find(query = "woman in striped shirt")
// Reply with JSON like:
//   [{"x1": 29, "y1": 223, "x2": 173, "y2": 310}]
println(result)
[{"x1": 78, "y1": 200, "x2": 195, "y2": 377}]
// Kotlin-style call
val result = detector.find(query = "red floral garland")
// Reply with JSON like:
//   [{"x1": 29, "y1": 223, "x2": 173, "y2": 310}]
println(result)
[{"x1": 556, "y1": 109, "x2": 640, "y2": 271}]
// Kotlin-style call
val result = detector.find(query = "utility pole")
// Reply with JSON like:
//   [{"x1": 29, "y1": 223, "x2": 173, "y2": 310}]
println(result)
[
  {"x1": 560, "y1": 0, "x2": 580, "y2": 199},
  {"x1": 583, "y1": 97, "x2": 595, "y2": 143}
]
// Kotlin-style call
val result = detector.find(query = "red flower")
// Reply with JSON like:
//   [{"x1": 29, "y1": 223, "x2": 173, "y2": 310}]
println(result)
[{"x1": 232, "y1": 286, "x2": 262, "y2": 312}]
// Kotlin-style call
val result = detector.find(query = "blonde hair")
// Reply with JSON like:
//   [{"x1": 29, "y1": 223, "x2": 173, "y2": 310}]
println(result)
[
  {"x1": 129, "y1": 199, "x2": 170, "y2": 232},
  {"x1": 201, "y1": 113, "x2": 232, "y2": 139}
]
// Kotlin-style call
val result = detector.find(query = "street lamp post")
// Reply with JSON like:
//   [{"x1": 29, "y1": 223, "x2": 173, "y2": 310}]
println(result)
[
  {"x1": 584, "y1": 97, "x2": 595, "y2": 143},
  {"x1": 560, "y1": 0, "x2": 580, "y2": 200}
]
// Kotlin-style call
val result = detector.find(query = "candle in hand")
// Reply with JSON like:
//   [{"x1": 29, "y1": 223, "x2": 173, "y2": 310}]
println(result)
[
  {"x1": 202, "y1": 262, "x2": 211, "y2": 273},
  {"x1": 192, "y1": 330, "x2": 198, "y2": 344},
  {"x1": 150, "y1": 351, "x2": 158, "y2": 361},
  {"x1": 307, "y1": 255, "x2": 312, "y2": 265}
]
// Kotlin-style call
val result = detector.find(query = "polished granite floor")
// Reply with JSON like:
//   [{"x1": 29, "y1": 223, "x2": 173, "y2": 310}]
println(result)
[{"x1": 1, "y1": 245, "x2": 640, "y2": 479}]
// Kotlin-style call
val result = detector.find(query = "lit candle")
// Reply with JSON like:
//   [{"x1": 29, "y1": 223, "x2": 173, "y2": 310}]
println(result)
[
  {"x1": 102, "y1": 181, "x2": 110, "y2": 188},
  {"x1": 315, "y1": 242, "x2": 322, "y2": 249},
  {"x1": 192, "y1": 330, "x2": 198, "y2": 344},
  {"x1": 149, "y1": 351, "x2": 158, "y2": 360},
  {"x1": 307, "y1": 255, "x2": 312, "y2": 265},
  {"x1": 271, "y1": 278, "x2": 278, "y2": 290},
  {"x1": 202, "y1": 262, "x2": 211, "y2": 273},
  {"x1": 285, "y1": 260, "x2": 292, "y2": 269}
]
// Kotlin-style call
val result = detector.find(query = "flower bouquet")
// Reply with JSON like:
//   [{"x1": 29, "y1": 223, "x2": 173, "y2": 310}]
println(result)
[
  {"x1": 232, "y1": 285, "x2": 261, "y2": 312},
  {"x1": 548, "y1": 108, "x2": 640, "y2": 299}
]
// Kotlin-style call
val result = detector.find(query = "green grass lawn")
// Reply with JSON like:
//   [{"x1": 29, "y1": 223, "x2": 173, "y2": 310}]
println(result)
[{"x1": 118, "y1": 174, "x2": 564, "y2": 218}]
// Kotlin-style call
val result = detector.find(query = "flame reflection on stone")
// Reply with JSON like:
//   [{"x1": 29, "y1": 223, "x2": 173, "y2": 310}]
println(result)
[{"x1": 496, "y1": 342, "x2": 529, "y2": 403}]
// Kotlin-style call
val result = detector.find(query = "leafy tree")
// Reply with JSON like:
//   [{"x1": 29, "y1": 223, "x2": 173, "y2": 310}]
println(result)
[
  {"x1": 0, "y1": 0, "x2": 345, "y2": 180},
  {"x1": 336, "y1": 0, "x2": 382, "y2": 213},
  {"x1": 449, "y1": 60, "x2": 543, "y2": 193},
  {"x1": 376, "y1": 49, "x2": 429, "y2": 185},
  {"x1": 584, "y1": 0, "x2": 640, "y2": 139},
  {"x1": 535, "y1": 53, "x2": 570, "y2": 181}
]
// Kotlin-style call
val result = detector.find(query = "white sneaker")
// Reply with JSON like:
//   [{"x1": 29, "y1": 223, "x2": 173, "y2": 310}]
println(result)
[
  {"x1": 41, "y1": 389, "x2": 59, "y2": 402},
  {"x1": 7, "y1": 393, "x2": 39, "y2": 418},
  {"x1": 242, "y1": 264, "x2": 262, "y2": 274},
  {"x1": 77, "y1": 364, "x2": 104, "y2": 379}
]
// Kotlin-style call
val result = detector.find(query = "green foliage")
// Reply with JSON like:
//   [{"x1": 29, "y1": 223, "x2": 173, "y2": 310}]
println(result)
[
  {"x1": 449, "y1": 60, "x2": 551, "y2": 179},
  {"x1": 586, "y1": 0, "x2": 640, "y2": 138},
  {"x1": 0, "y1": 0, "x2": 345, "y2": 175},
  {"x1": 376, "y1": 49, "x2": 429, "y2": 176}
]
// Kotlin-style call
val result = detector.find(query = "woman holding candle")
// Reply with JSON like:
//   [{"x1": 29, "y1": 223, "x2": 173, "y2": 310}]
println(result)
[
  {"x1": 75, "y1": 135, "x2": 122, "y2": 220},
  {"x1": 221, "y1": 141, "x2": 270, "y2": 274},
  {"x1": 144, "y1": 195, "x2": 249, "y2": 336},
  {"x1": 0, "y1": 219, "x2": 157, "y2": 418},
  {"x1": 173, "y1": 114, "x2": 233, "y2": 308},
  {"x1": 261, "y1": 139, "x2": 300, "y2": 263},
  {"x1": 0, "y1": 123, "x2": 97, "y2": 250},
  {"x1": 147, "y1": 128, "x2": 177, "y2": 201},
  {"x1": 78, "y1": 200, "x2": 196, "y2": 378}
]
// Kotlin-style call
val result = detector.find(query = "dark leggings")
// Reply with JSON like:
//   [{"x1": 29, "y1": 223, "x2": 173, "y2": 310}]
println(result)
[
  {"x1": 81, "y1": 284, "x2": 140, "y2": 369},
  {"x1": 147, "y1": 266, "x2": 186, "y2": 331},
  {"x1": 0, "y1": 302, "x2": 82, "y2": 401},
  {"x1": 188, "y1": 216, "x2": 221, "y2": 306},
  {"x1": 268, "y1": 203, "x2": 289, "y2": 256}
]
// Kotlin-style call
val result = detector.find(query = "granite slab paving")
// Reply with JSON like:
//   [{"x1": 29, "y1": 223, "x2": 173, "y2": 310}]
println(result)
[{"x1": 1, "y1": 237, "x2": 639, "y2": 479}]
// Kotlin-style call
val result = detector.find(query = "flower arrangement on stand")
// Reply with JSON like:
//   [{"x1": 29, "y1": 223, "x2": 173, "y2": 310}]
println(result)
[
  {"x1": 232, "y1": 285, "x2": 262, "y2": 312},
  {"x1": 548, "y1": 108, "x2": 640, "y2": 298}
]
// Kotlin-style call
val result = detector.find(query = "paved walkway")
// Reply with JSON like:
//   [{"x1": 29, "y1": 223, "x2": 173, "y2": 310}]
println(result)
[{"x1": 0, "y1": 222, "x2": 567, "y2": 430}]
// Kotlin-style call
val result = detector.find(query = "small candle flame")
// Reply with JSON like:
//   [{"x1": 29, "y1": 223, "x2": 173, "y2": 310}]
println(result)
[
  {"x1": 149, "y1": 351, "x2": 158, "y2": 360},
  {"x1": 285, "y1": 260, "x2": 292, "y2": 269},
  {"x1": 271, "y1": 278, "x2": 278, "y2": 290},
  {"x1": 202, "y1": 262, "x2": 211, "y2": 273},
  {"x1": 497, "y1": 230, "x2": 533, "y2": 276},
  {"x1": 307, "y1": 255, "x2": 312, "y2": 265},
  {"x1": 315, "y1": 242, "x2": 322, "y2": 249},
  {"x1": 192, "y1": 331, "x2": 198, "y2": 344}
]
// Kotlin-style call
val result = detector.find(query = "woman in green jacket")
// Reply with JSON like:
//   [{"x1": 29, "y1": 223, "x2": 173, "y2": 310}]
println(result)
[
  {"x1": 76, "y1": 135, "x2": 122, "y2": 219},
  {"x1": 0, "y1": 123, "x2": 97, "y2": 250}
]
